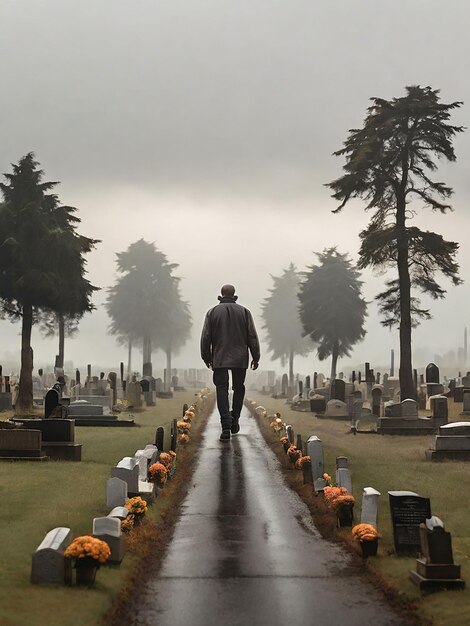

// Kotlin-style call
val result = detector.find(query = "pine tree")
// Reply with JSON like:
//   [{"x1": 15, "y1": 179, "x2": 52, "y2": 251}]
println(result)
[
  {"x1": 298, "y1": 249, "x2": 367, "y2": 380},
  {"x1": 327, "y1": 86, "x2": 463, "y2": 399}
]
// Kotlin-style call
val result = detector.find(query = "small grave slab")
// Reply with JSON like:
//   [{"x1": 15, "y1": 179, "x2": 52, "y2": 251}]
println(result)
[{"x1": 93, "y1": 517, "x2": 126, "y2": 564}]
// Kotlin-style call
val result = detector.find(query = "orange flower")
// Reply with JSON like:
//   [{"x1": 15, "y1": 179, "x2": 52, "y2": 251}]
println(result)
[
  {"x1": 159, "y1": 452, "x2": 172, "y2": 468},
  {"x1": 64, "y1": 535, "x2": 111, "y2": 564},
  {"x1": 352, "y1": 523, "x2": 380, "y2": 541},
  {"x1": 149, "y1": 462, "x2": 168, "y2": 486},
  {"x1": 178, "y1": 433, "x2": 190, "y2": 444}
]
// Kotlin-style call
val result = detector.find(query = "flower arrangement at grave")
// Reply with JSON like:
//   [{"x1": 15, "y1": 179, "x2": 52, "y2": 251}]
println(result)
[
  {"x1": 331, "y1": 494, "x2": 355, "y2": 511},
  {"x1": 116, "y1": 399, "x2": 129, "y2": 411},
  {"x1": 270, "y1": 417, "x2": 285, "y2": 435},
  {"x1": 64, "y1": 535, "x2": 111, "y2": 564},
  {"x1": 124, "y1": 496, "x2": 148, "y2": 520},
  {"x1": 279, "y1": 436, "x2": 290, "y2": 452},
  {"x1": 295, "y1": 455, "x2": 311, "y2": 470},
  {"x1": 322, "y1": 473, "x2": 333, "y2": 486},
  {"x1": 177, "y1": 420, "x2": 191, "y2": 433},
  {"x1": 352, "y1": 524, "x2": 381, "y2": 542},
  {"x1": 255, "y1": 405, "x2": 267, "y2": 418},
  {"x1": 287, "y1": 445, "x2": 302, "y2": 464},
  {"x1": 178, "y1": 433, "x2": 190, "y2": 444},
  {"x1": 323, "y1": 486, "x2": 349, "y2": 508},
  {"x1": 158, "y1": 452, "x2": 173, "y2": 469},
  {"x1": 183, "y1": 409, "x2": 195, "y2": 422},
  {"x1": 149, "y1": 462, "x2": 168, "y2": 487},
  {"x1": 121, "y1": 515, "x2": 135, "y2": 534}
]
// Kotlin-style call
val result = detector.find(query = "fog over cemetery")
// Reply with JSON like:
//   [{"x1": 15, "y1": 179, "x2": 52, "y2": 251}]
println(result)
[{"x1": 3, "y1": 2, "x2": 470, "y2": 626}]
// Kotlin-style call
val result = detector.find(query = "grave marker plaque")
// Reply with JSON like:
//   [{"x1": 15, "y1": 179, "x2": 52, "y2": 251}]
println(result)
[{"x1": 389, "y1": 491, "x2": 431, "y2": 554}]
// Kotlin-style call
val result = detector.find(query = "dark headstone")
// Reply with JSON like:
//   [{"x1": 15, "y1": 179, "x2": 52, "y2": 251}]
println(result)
[
  {"x1": 120, "y1": 362, "x2": 124, "y2": 382},
  {"x1": 310, "y1": 396, "x2": 326, "y2": 414},
  {"x1": 305, "y1": 375, "x2": 311, "y2": 390},
  {"x1": 371, "y1": 387, "x2": 382, "y2": 417},
  {"x1": 426, "y1": 363, "x2": 440, "y2": 384},
  {"x1": 139, "y1": 378, "x2": 150, "y2": 393},
  {"x1": 5, "y1": 376, "x2": 10, "y2": 393},
  {"x1": 281, "y1": 374, "x2": 288, "y2": 395},
  {"x1": 296, "y1": 434, "x2": 303, "y2": 451},
  {"x1": 389, "y1": 491, "x2": 431, "y2": 554},
  {"x1": 182, "y1": 403, "x2": 188, "y2": 416},
  {"x1": 76, "y1": 369, "x2": 81, "y2": 384},
  {"x1": 108, "y1": 372, "x2": 117, "y2": 406},
  {"x1": 155, "y1": 427, "x2": 164, "y2": 451},
  {"x1": 351, "y1": 370, "x2": 356, "y2": 383},
  {"x1": 298, "y1": 380, "x2": 303, "y2": 397},
  {"x1": 170, "y1": 419, "x2": 177, "y2": 452},
  {"x1": 330, "y1": 379, "x2": 346, "y2": 402},
  {"x1": 313, "y1": 372, "x2": 318, "y2": 389},
  {"x1": 44, "y1": 388, "x2": 60, "y2": 418}
]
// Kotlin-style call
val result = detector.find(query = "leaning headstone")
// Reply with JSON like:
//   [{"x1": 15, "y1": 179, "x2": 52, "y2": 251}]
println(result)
[
  {"x1": 388, "y1": 491, "x2": 431, "y2": 554},
  {"x1": 93, "y1": 516, "x2": 125, "y2": 564},
  {"x1": 31, "y1": 527, "x2": 71, "y2": 584},
  {"x1": 106, "y1": 477, "x2": 128, "y2": 508},
  {"x1": 361, "y1": 488, "x2": 381, "y2": 528},
  {"x1": 108, "y1": 506, "x2": 129, "y2": 519},
  {"x1": 410, "y1": 517, "x2": 464, "y2": 592}
]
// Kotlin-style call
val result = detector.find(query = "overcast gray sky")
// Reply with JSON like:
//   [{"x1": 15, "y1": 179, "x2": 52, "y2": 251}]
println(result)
[{"x1": 1, "y1": 0, "x2": 469, "y2": 375}]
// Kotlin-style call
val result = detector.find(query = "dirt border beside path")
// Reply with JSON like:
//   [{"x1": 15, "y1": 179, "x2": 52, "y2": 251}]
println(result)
[
  {"x1": 103, "y1": 393, "x2": 215, "y2": 626},
  {"x1": 249, "y1": 404, "x2": 431, "y2": 626}
]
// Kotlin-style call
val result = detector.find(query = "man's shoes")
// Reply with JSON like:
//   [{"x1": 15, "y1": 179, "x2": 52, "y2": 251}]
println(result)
[
  {"x1": 231, "y1": 418, "x2": 240, "y2": 434},
  {"x1": 219, "y1": 429, "x2": 231, "y2": 442}
]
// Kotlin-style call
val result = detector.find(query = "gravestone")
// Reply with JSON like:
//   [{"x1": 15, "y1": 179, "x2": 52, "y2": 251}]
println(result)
[
  {"x1": 44, "y1": 388, "x2": 60, "y2": 418},
  {"x1": 107, "y1": 477, "x2": 128, "y2": 507},
  {"x1": 430, "y1": 396, "x2": 448, "y2": 428},
  {"x1": 336, "y1": 458, "x2": 352, "y2": 494},
  {"x1": 310, "y1": 395, "x2": 326, "y2": 414},
  {"x1": 361, "y1": 487, "x2": 381, "y2": 528},
  {"x1": 388, "y1": 491, "x2": 431, "y2": 554},
  {"x1": 307, "y1": 436, "x2": 325, "y2": 490},
  {"x1": 426, "y1": 422, "x2": 470, "y2": 461},
  {"x1": 462, "y1": 389, "x2": 470, "y2": 414},
  {"x1": 108, "y1": 506, "x2": 129, "y2": 519},
  {"x1": 111, "y1": 458, "x2": 140, "y2": 493},
  {"x1": 126, "y1": 378, "x2": 143, "y2": 409},
  {"x1": 93, "y1": 516, "x2": 125, "y2": 563},
  {"x1": 0, "y1": 430, "x2": 46, "y2": 460},
  {"x1": 296, "y1": 434, "x2": 303, "y2": 452},
  {"x1": 324, "y1": 399, "x2": 349, "y2": 419},
  {"x1": 371, "y1": 386, "x2": 383, "y2": 417},
  {"x1": 155, "y1": 427, "x2": 164, "y2": 450},
  {"x1": 401, "y1": 398, "x2": 418, "y2": 418},
  {"x1": 281, "y1": 374, "x2": 288, "y2": 396},
  {"x1": 410, "y1": 517, "x2": 464, "y2": 592},
  {"x1": 108, "y1": 372, "x2": 117, "y2": 406},
  {"x1": 426, "y1": 363, "x2": 440, "y2": 384},
  {"x1": 330, "y1": 379, "x2": 346, "y2": 402},
  {"x1": 170, "y1": 419, "x2": 177, "y2": 452},
  {"x1": 31, "y1": 527, "x2": 71, "y2": 584}
]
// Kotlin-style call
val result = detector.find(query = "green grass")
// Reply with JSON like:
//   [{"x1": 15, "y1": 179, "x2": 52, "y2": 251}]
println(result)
[
  {"x1": 249, "y1": 394, "x2": 470, "y2": 626},
  {"x1": 0, "y1": 389, "x2": 201, "y2": 626}
]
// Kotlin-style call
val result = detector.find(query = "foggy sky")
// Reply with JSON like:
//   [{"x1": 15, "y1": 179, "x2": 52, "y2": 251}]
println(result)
[{"x1": 1, "y1": 1, "x2": 470, "y2": 375}]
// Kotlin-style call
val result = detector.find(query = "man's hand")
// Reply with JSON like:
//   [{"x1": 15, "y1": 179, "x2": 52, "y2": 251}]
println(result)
[
  {"x1": 250, "y1": 361, "x2": 259, "y2": 370},
  {"x1": 205, "y1": 362, "x2": 212, "y2": 369}
]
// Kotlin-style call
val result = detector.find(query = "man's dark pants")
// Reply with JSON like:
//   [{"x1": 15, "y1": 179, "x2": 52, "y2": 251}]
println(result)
[{"x1": 213, "y1": 368, "x2": 247, "y2": 430}]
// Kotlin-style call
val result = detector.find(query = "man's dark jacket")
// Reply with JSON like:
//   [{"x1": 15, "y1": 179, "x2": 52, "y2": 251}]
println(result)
[{"x1": 200, "y1": 297, "x2": 260, "y2": 369}]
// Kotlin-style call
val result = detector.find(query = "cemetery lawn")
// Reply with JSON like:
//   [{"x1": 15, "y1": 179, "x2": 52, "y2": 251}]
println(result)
[
  {"x1": 0, "y1": 389, "x2": 201, "y2": 626},
  {"x1": 249, "y1": 394, "x2": 470, "y2": 626}
]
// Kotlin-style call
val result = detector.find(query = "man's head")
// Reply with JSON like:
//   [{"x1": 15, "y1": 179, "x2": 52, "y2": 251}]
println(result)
[{"x1": 220, "y1": 284, "x2": 236, "y2": 298}]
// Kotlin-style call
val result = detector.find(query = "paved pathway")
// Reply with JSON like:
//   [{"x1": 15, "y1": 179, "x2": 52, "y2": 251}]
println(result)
[{"x1": 131, "y1": 406, "x2": 405, "y2": 626}]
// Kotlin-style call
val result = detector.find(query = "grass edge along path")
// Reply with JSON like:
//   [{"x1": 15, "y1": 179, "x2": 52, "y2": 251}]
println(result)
[
  {"x1": 246, "y1": 394, "x2": 470, "y2": 626},
  {"x1": 0, "y1": 389, "x2": 214, "y2": 626}
]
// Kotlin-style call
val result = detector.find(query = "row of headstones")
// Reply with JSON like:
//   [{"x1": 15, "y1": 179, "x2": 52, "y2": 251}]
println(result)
[
  {"x1": 289, "y1": 421, "x2": 463, "y2": 589},
  {"x1": 31, "y1": 420, "x2": 179, "y2": 584}
]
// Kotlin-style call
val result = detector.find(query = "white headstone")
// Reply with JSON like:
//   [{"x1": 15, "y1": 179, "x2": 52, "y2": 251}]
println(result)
[
  {"x1": 111, "y1": 460, "x2": 139, "y2": 493},
  {"x1": 108, "y1": 506, "x2": 129, "y2": 519},
  {"x1": 93, "y1": 516, "x2": 121, "y2": 538},
  {"x1": 106, "y1": 477, "x2": 128, "y2": 508},
  {"x1": 31, "y1": 527, "x2": 71, "y2": 584},
  {"x1": 325, "y1": 399, "x2": 348, "y2": 418},
  {"x1": 361, "y1": 487, "x2": 381, "y2": 527}
]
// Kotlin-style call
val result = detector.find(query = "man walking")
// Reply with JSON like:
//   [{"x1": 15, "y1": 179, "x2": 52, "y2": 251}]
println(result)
[{"x1": 201, "y1": 284, "x2": 260, "y2": 441}]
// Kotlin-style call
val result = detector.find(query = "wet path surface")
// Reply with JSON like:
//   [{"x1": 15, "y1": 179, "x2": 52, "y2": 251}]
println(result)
[{"x1": 132, "y1": 407, "x2": 404, "y2": 626}]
